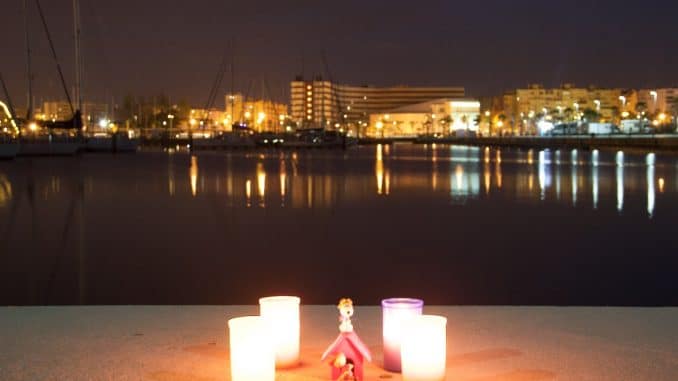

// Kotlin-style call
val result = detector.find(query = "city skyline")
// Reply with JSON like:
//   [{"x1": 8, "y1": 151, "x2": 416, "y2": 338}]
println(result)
[{"x1": 1, "y1": 0, "x2": 677, "y2": 107}]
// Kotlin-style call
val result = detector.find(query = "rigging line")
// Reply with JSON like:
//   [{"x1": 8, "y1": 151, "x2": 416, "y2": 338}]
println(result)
[
  {"x1": 0, "y1": 73, "x2": 19, "y2": 124},
  {"x1": 239, "y1": 79, "x2": 254, "y2": 122},
  {"x1": 34, "y1": 0, "x2": 75, "y2": 115},
  {"x1": 207, "y1": 51, "x2": 229, "y2": 112},
  {"x1": 263, "y1": 76, "x2": 281, "y2": 121},
  {"x1": 203, "y1": 48, "x2": 228, "y2": 111},
  {"x1": 321, "y1": 50, "x2": 344, "y2": 126},
  {"x1": 23, "y1": 0, "x2": 34, "y2": 120}
]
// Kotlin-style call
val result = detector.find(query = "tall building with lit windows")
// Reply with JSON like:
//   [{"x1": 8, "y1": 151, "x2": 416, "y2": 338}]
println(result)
[
  {"x1": 41, "y1": 101, "x2": 109, "y2": 127},
  {"x1": 637, "y1": 88, "x2": 678, "y2": 114},
  {"x1": 224, "y1": 94, "x2": 288, "y2": 133},
  {"x1": 290, "y1": 76, "x2": 464, "y2": 132}
]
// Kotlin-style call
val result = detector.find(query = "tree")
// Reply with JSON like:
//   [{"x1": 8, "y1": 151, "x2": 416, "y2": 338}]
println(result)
[
  {"x1": 582, "y1": 108, "x2": 600, "y2": 123},
  {"x1": 635, "y1": 101, "x2": 648, "y2": 116}
]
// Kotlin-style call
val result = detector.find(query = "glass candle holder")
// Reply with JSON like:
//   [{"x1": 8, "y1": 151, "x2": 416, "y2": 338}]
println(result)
[
  {"x1": 228, "y1": 316, "x2": 275, "y2": 381},
  {"x1": 381, "y1": 298, "x2": 424, "y2": 372},
  {"x1": 401, "y1": 315, "x2": 447, "y2": 381},
  {"x1": 259, "y1": 296, "x2": 301, "y2": 368}
]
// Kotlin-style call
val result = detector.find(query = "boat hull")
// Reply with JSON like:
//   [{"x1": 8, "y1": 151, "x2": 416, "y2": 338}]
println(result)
[
  {"x1": 85, "y1": 137, "x2": 139, "y2": 153},
  {"x1": 0, "y1": 143, "x2": 20, "y2": 159},
  {"x1": 18, "y1": 140, "x2": 80, "y2": 156}
]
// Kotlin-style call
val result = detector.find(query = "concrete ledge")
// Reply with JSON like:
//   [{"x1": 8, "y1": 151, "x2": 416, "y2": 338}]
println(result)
[{"x1": 1, "y1": 306, "x2": 677, "y2": 380}]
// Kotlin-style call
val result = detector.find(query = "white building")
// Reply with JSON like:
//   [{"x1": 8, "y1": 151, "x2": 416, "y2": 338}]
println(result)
[{"x1": 367, "y1": 98, "x2": 480, "y2": 138}]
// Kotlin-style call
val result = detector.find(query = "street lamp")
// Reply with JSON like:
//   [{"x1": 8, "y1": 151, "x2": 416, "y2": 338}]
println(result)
[
  {"x1": 168, "y1": 114, "x2": 175, "y2": 132},
  {"x1": 594, "y1": 99, "x2": 601, "y2": 112},
  {"x1": 619, "y1": 95, "x2": 626, "y2": 109}
]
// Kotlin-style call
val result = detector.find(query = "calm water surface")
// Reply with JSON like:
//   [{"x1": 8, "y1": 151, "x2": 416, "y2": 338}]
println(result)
[{"x1": 0, "y1": 144, "x2": 676, "y2": 305}]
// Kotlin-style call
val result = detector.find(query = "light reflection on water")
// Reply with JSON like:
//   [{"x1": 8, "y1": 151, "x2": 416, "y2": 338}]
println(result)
[
  {"x1": 0, "y1": 144, "x2": 677, "y2": 306},
  {"x1": 0, "y1": 145, "x2": 674, "y2": 217},
  {"x1": 142, "y1": 144, "x2": 677, "y2": 218}
]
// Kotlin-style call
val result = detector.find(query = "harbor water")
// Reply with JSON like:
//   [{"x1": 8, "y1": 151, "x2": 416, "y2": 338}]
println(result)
[{"x1": 0, "y1": 144, "x2": 676, "y2": 305}]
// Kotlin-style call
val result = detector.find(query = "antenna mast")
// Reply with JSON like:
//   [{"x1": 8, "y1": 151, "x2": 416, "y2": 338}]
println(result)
[
  {"x1": 73, "y1": 0, "x2": 83, "y2": 111},
  {"x1": 23, "y1": 0, "x2": 33, "y2": 120}
]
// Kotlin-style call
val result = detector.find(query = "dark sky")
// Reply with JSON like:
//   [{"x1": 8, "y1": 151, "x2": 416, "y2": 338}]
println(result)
[{"x1": 1, "y1": 0, "x2": 677, "y2": 108}]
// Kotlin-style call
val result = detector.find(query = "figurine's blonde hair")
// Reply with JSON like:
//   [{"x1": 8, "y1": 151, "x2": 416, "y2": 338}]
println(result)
[{"x1": 337, "y1": 298, "x2": 353, "y2": 309}]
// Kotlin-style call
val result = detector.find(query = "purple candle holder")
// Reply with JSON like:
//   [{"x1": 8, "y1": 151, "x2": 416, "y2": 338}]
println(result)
[{"x1": 381, "y1": 298, "x2": 424, "y2": 372}]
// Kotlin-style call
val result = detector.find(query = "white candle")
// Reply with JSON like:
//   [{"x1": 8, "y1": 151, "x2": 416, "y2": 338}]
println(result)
[
  {"x1": 382, "y1": 298, "x2": 423, "y2": 372},
  {"x1": 259, "y1": 296, "x2": 301, "y2": 368},
  {"x1": 401, "y1": 315, "x2": 447, "y2": 381},
  {"x1": 228, "y1": 316, "x2": 275, "y2": 381}
]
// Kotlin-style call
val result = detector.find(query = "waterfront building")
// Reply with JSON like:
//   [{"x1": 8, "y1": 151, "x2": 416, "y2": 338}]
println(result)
[
  {"x1": 637, "y1": 88, "x2": 678, "y2": 115},
  {"x1": 225, "y1": 94, "x2": 288, "y2": 133},
  {"x1": 290, "y1": 77, "x2": 464, "y2": 135},
  {"x1": 41, "y1": 101, "x2": 109, "y2": 128},
  {"x1": 188, "y1": 108, "x2": 227, "y2": 131},
  {"x1": 499, "y1": 84, "x2": 628, "y2": 134},
  {"x1": 367, "y1": 98, "x2": 480, "y2": 138}
]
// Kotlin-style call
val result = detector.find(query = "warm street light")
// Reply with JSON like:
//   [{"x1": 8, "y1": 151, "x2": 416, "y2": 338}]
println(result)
[
  {"x1": 594, "y1": 99, "x2": 601, "y2": 111},
  {"x1": 619, "y1": 95, "x2": 626, "y2": 108}
]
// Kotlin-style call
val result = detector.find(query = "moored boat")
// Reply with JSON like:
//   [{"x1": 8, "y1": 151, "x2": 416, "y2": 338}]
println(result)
[
  {"x1": 85, "y1": 133, "x2": 140, "y2": 153},
  {"x1": 0, "y1": 137, "x2": 20, "y2": 159},
  {"x1": 18, "y1": 135, "x2": 80, "y2": 156}
]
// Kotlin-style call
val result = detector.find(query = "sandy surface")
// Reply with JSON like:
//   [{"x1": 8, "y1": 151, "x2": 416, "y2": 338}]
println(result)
[{"x1": 0, "y1": 306, "x2": 677, "y2": 380}]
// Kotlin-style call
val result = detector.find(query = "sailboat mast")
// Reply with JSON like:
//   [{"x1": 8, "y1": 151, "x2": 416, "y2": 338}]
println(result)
[
  {"x1": 230, "y1": 38, "x2": 235, "y2": 121},
  {"x1": 23, "y1": 0, "x2": 33, "y2": 120},
  {"x1": 73, "y1": 0, "x2": 82, "y2": 112}
]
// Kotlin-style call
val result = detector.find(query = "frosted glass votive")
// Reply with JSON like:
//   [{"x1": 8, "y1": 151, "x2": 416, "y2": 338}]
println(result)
[
  {"x1": 228, "y1": 316, "x2": 275, "y2": 381},
  {"x1": 401, "y1": 315, "x2": 447, "y2": 381},
  {"x1": 259, "y1": 296, "x2": 301, "y2": 368},
  {"x1": 381, "y1": 298, "x2": 424, "y2": 372}
]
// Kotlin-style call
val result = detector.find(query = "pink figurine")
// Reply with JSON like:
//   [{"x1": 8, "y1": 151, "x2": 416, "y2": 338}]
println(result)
[{"x1": 321, "y1": 298, "x2": 372, "y2": 381}]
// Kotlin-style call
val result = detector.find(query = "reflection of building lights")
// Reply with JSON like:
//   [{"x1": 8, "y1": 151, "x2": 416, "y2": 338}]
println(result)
[
  {"x1": 615, "y1": 151, "x2": 624, "y2": 167},
  {"x1": 376, "y1": 144, "x2": 384, "y2": 195},
  {"x1": 190, "y1": 156, "x2": 198, "y2": 197},
  {"x1": 658, "y1": 178, "x2": 665, "y2": 193},
  {"x1": 279, "y1": 160, "x2": 287, "y2": 200},
  {"x1": 647, "y1": 161, "x2": 655, "y2": 218},
  {"x1": 245, "y1": 180, "x2": 252, "y2": 207},
  {"x1": 616, "y1": 163, "x2": 624, "y2": 213},
  {"x1": 257, "y1": 162, "x2": 266, "y2": 206},
  {"x1": 592, "y1": 158, "x2": 599, "y2": 209}
]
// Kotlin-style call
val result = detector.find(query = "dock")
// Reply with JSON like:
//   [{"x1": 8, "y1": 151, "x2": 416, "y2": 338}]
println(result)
[{"x1": 1, "y1": 305, "x2": 676, "y2": 380}]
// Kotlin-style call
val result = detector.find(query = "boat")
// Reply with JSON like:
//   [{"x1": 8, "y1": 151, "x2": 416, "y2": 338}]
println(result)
[
  {"x1": 85, "y1": 132, "x2": 140, "y2": 153},
  {"x1": 279, "y1": 128, "x2": 356, "y2": 149},
  {"x1": 192, "y1": 126, "x2": 256, "y2": 150},
  {"x1": 18, "y1": 135, "x2": 80, "y2": 156},
  {"x1": 0, "y1": 137, "x2": 20, "y2": 159},
  {"x1": 15, "y1": 0, "x2": 87, "y2": 156}
]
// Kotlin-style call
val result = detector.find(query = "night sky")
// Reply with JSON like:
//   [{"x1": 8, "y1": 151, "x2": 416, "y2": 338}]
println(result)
[{"x1": 1, "y1": 0, "x2": 677, "y2": 108}]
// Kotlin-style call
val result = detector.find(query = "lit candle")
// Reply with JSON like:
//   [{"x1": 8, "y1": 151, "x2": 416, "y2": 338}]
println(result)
[
  {"x1": 259, "y1": 296, "x2": 301, "y2": 368},
  {"x1": 401, "y1": 315, "x2": 447, "y2": 381},
  {"x1": 381, "y1": 298, "x2": 423, "y2": 372},
  {"x1": 228, "y1": 316, "x2": 275, "y2": 381}
]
